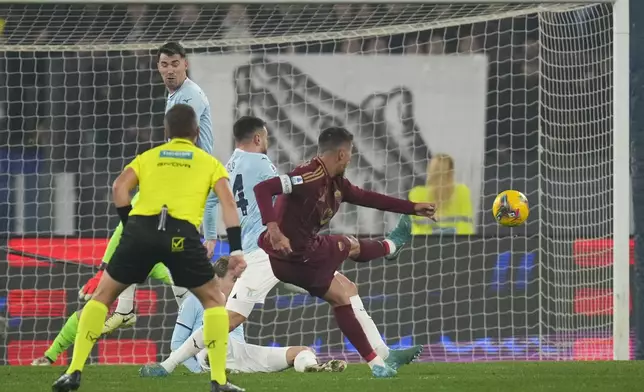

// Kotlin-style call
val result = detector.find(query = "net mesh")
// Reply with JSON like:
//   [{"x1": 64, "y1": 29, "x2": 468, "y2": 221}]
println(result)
[{"x1": 0, "y1": 2, "x2": 625, "y2": 366}]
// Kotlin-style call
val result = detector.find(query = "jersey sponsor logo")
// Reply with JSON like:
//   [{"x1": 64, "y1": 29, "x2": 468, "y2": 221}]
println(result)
[
  {"x1": 291, "y1": 175, "x2": 303, "y2": 185},
  {"x1": 157, "y1": 162, "x2": 191, "y2": 168},
  {"x1": 159, "y1": 150, "x2": 194, "y2": 160}
]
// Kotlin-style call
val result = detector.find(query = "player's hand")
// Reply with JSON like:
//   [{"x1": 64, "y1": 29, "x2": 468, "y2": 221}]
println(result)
[
  {"x1": 414, "y1": 202, "x2": 436, "y2": 220},
  {"x1": 203, "y1": 239, "x2": 217, "y2": 259},
  {"x1": 266, "y1": 223, "x2": 292, "y2": 255},
  {"x1": 78, "y1": 267, "x2": 105, "y2": 301},
  {"x1": 228, "y1": 254, "x2": 247, "y2": 279}
]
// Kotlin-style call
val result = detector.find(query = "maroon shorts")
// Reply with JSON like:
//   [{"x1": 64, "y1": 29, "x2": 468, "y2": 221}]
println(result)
[{"x1": 268, "y1": 235, "x2": 351, "y2": 298}]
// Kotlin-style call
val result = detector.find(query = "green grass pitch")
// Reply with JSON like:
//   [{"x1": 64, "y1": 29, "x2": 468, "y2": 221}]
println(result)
[{"x1": 2, "y1": 362, "x2": 643, "y2": 392}]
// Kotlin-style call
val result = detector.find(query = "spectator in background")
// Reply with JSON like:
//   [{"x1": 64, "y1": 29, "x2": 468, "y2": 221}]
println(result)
[{"x1": 408, "y1": 153, "x2": 474, "y2": 235}]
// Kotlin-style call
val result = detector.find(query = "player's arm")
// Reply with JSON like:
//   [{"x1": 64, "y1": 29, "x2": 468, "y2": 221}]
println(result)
[
  {"x1": 253, "y1": 166, "x2": 317, "y2": 224},
  {"x1": 342, "y1": 178, "x2": 435, "y2": 217},
  {"x1": 211, "y1": 160, "x2": 246, "y2": 277},
  {"x1": 112, "y1": 157, "x2": 140, "y2": 225},
  {"x1": 171, "y1": 298, "x2": 205, "y2": 373}
]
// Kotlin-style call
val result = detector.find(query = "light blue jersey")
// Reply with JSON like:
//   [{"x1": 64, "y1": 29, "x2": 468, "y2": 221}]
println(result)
[
  {"x1": 171, "y1": 294, "x2": 246, "y2": 373},
  {"x1": 165, "y1": 77, "x2": 218, "y2": 237},
  {"x1": 165, "y1": 77, "x2": 213, "y2": 154},
  {"x1": 219, "y1": 149, "x2": 278, "y2": 251}
]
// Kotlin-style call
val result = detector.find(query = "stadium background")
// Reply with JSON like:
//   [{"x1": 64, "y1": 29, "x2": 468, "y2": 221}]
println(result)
[{"x1": 0, "y1": 3, "x2": 634, "y2": 365}]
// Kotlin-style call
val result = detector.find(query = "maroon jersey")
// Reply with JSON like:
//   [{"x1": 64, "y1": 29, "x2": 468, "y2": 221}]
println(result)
[{"x1": 254, "y1": 157, "x2": 416, "y2": 260}]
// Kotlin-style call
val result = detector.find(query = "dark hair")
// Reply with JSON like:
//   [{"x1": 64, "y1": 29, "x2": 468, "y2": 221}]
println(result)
[
  {"x1": 157, "y1": 42, "x2": 186, "y2": 61},
  {"x1": 165, "y1": 104, "x2": 198, "y2": 139},
  {"x1": 213, "y1": 256, "x2": 229, "y2": 278},
  {"x1": 233, "y1": 116, "x2": 266, "y2": 143},
  {"x1": 318, "y1": 127, "x2": 354, "y2": 153}
]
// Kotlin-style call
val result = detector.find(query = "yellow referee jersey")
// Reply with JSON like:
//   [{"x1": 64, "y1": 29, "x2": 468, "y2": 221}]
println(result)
[
  {"x1": 408, "y1": 183, "x2": 475, "y2": 235},
  {"x1": 126, "y1": 138, "x2": 228, "y2": 229}
]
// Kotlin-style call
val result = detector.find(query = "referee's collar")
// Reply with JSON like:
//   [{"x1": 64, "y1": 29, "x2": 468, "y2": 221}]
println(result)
[{"x1": 168, "y1": 138, "x2": 194, "y2": 145}]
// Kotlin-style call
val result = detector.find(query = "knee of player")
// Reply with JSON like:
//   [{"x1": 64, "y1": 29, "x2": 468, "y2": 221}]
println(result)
[
  {"x1": 346, "y1": 236, "x2": 360, "y2": 258},
  {"x1": 290, "y1": 347, "x2": 318, "y2": 371},
  {"x1": 344, "y1": 279, "x2": 358, "y2": 297},
  {"x1": 199, "y1": 289, "x2": 226, "y2": 308}
]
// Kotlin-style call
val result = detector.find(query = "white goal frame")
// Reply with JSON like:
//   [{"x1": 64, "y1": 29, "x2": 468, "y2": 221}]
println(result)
[{"x1": 5, "y1": 0, "x2": 630, "y2": 361}]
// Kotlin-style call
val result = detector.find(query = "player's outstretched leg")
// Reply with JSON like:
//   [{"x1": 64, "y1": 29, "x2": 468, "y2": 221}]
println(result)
[
  {"x1": 102, "y1": 284, "x2": 137, "y2": 335},
  {"x1": 334, "y1": 273, "x2": 423, "y2": 370},
  {"x1": 32, "y1": 311, "x2": 81, "y2": 366},
  {"x1": 384, "y1": 214, "x2": 412, "y2": 260},
  {"x1": 322, "y1": 276, "x2": 396, "y2": 379},
  {"x1": 52, "y1": 271, "x2": 128, "y2": 392}
]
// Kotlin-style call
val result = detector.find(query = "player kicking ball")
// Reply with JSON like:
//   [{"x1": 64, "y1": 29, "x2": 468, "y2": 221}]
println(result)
[
  {"x1": 172, "y1": 256, "x2": 347, "y2": 374},
  {"x1": 253, "y1": 127, "x2": 435, "y2": 378},
  {"x1": 141, "y1": 117, "x2": 424, "y2": 378}
]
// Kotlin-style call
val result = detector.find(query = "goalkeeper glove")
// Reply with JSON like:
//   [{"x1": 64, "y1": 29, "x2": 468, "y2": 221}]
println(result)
[{"x1": 78, "y1": 264, "x2": 107, "y2": 301}]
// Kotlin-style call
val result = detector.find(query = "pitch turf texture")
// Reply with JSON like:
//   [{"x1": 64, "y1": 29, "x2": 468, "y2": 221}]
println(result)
[{"x1": 2, "y1": 362, "x2": 642, "y2": 392}]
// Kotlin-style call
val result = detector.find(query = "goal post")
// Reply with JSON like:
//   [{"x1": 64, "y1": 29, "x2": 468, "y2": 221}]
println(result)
[{"x1": 0, "y1": 0, "x2": 631, "y2": 365}]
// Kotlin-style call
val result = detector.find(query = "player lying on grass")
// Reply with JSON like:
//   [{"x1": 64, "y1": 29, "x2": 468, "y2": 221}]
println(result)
[
  {"x1": 253, "y1": 127, "x2": 435, "y2": 378},
  {"x1": 141, "y1": 117, "x2": 423, "y2": 378},
  {"x1": 169, "y1": 256, "x2": 346, "y2": 375}
]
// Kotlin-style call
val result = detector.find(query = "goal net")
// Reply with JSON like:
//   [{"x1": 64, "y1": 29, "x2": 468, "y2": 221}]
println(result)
[{"x1": 0, "y1": 1, "x2": 626, "y2": 365}]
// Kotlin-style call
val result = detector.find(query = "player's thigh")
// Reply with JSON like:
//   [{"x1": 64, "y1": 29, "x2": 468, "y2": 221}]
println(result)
[
  {"x1": 227, "y1": 338, "x2": 289, "y2": 373},
  {"x1": 163, "y1": 234, "x2": 215, "y2": 290},
  {"x1": 304, "y1": 235, "x2": 352, "y2": 298},
  {"x1": 226, "y1": 248, "x2": 280, "y2": 318},
  {"x1": 105, "y1": 222, "x2": 158, "y2": 285}
]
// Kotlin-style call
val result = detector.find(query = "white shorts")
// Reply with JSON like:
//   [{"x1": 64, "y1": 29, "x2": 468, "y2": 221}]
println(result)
[
  {"x1": 225, "y1": 338, "x2": 290, "y2": 373},
  {"x1": 226, "y1": 248, "x2": 279, "y2": 317}
]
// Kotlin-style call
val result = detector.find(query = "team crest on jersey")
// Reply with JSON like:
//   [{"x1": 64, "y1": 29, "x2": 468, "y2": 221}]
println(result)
[
  {"x1": 334, "y1": 190, "x2": 342, "y2": 201},
  {"x1": 270, "y1": 164, "x2": 278, "y2": 174}
]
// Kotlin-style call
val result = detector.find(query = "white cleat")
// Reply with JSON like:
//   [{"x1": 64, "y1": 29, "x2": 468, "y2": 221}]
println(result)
[
  {"x1": 102, "y1": 312, "x2": 137, "y2": 335},
  {"x1": 305, "y1": 359, "x2": 348, "y2": 373},
  {"x1": 31, "y1": 356, "x2": 53, "y2": 366}
]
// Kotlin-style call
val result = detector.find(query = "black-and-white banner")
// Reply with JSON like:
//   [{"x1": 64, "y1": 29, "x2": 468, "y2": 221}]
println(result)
[{"x1": 191, "y1": 54, "x2": 487, "y2": 235}]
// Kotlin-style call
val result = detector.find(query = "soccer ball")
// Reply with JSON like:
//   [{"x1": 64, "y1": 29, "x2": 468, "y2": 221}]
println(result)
[{"x1": 492, "y1": 190, "x2": 529, "y2": 227}]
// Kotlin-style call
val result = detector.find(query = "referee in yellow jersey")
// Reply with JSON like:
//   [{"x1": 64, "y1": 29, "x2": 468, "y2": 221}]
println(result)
[{"x1": 53, "y1": 104, "x2": 247, "y2": 392}]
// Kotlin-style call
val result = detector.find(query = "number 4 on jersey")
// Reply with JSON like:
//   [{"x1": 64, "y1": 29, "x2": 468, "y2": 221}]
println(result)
[{"x1": 233, "y1": 174, "x2": 248, "y2": 216}]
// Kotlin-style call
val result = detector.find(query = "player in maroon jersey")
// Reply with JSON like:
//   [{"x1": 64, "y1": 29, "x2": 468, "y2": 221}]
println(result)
[{"x1": 254, "y1": 127, "x2": 435, "y2": 378}]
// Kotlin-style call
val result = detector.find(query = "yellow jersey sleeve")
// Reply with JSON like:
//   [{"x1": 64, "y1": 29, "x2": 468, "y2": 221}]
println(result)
[
  {"x1": 125, "y1": 154, "x2": 142, "y2": 177},
  {"x1": 210, "y1": 157, "x2": 229, "y2": 189}
]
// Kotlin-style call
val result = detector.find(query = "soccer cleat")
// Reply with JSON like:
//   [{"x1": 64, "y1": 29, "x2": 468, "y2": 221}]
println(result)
[
  {"x1": 211, "y1": 380, "x2": 246, "y2": 392},
  {"x1": 371, "y1": 364, "x2": 397, "y2": 378},
  {"x1": 139, "y1": 363, "x2": 170, "y2": 377},
  {"x1": 52, "y1": 370, "x2": 81, "y2": 392},
  {"x1": 31, "y1": 356, "x2": 54, "y2": 366},
  {"x1": 384, "y1": 215, "x2": 412, "y2": 260},
  {"x1": 304, "y1": 359, "x2": 348, "y2": 373},
  {"x1": 385, "y1": 345, "x2": 424, "y2": 370},
  {"x1": 102, "y1": 311, "x2": 137, "y2": 335}
]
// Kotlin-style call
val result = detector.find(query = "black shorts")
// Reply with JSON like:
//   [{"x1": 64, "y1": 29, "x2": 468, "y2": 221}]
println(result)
[{"x1": 106, "y1": 215, "x2": 214, "y2": 289}]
